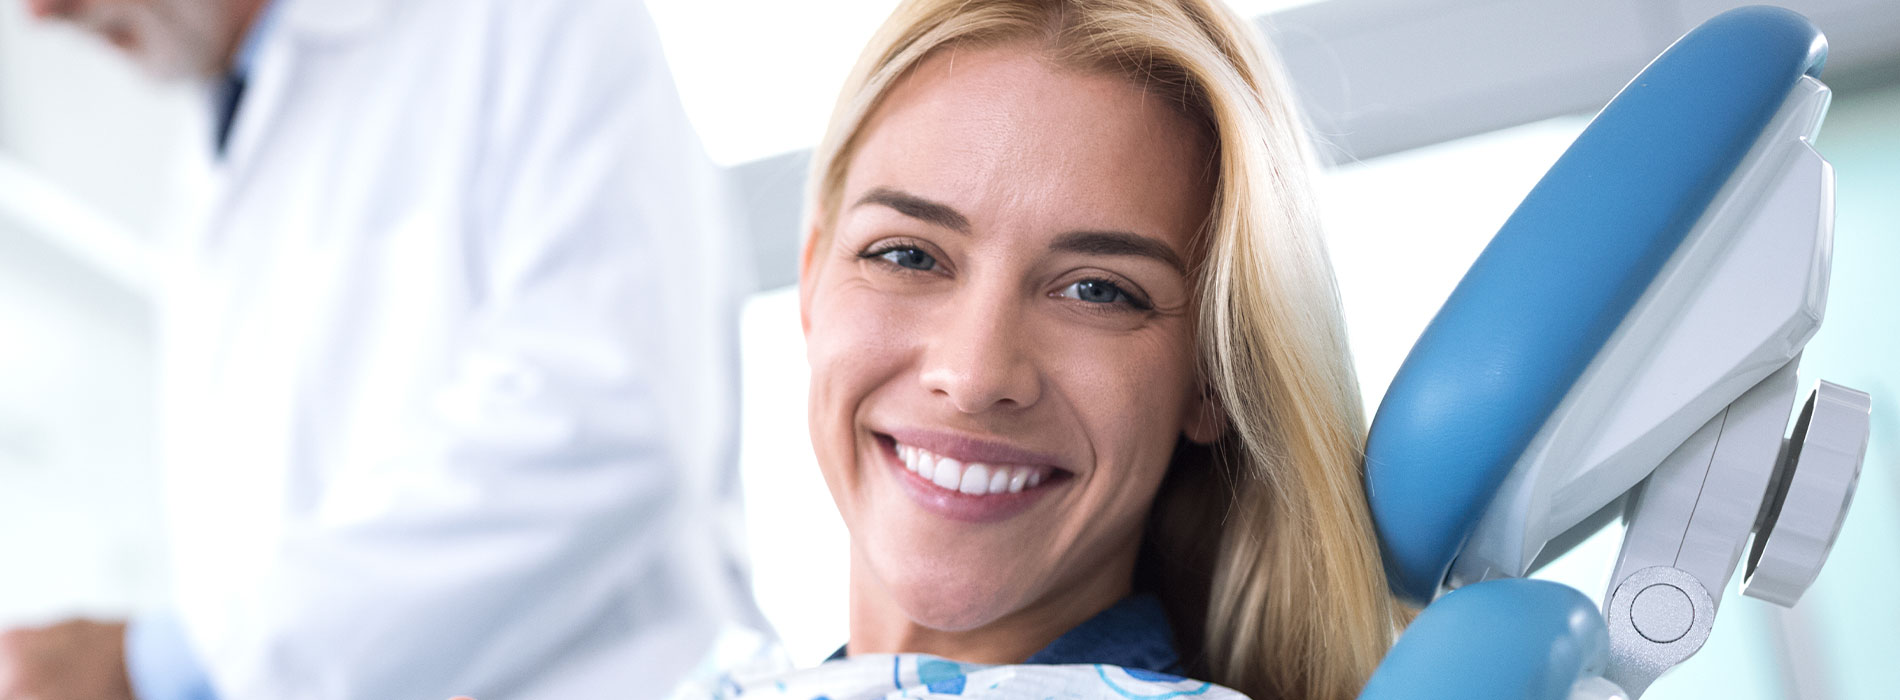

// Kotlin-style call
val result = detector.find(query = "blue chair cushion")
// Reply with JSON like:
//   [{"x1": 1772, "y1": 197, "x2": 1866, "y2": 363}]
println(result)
[
  {"x1": 1363, "y1": 6, "x2": 1828, "y2": 604},
  {"x1": 1359, "y1": 579, "x2": 1610, "y2": 700}
]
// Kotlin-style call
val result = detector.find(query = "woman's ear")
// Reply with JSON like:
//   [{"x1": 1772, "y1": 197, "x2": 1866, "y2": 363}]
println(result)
[
  {"x1": 798, "y1": 220, "x2": 824, "y2": 337},
  {"x1": 1182, "y1": 383, "x2": 1226, "y2": 445}
]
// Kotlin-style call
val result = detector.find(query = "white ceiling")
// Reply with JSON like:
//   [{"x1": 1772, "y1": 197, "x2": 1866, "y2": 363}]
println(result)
[{"x1": 1272, "y1": 0, "x2": 1900, "y2": 162}]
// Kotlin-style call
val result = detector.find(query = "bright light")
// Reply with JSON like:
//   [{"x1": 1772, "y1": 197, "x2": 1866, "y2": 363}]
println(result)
[
  {"x1": 645, "y1": 0, "x2": 1330, "y2": 167},
  {"x1": 645, "y1": 0, "x2": 901, "y2": 167}
]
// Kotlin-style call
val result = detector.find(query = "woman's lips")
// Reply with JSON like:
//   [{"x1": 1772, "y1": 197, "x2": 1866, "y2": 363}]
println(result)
[{"x1": 875, "y1": 433, "x2": 1070, "y2": 523}]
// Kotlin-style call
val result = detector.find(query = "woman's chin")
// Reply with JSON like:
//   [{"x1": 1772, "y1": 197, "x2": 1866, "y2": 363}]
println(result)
[
  {"x1": 893, "y1": 588, "x2": 1013, "y2": 633},
  {"x1": 878, "y1": 563, "x2": 1027, "y2": 633}
]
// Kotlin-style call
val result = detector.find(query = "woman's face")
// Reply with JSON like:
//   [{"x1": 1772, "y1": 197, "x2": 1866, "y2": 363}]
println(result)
[{"x1": 800, "y1": 43, "x2": 1220, "y2": 646}]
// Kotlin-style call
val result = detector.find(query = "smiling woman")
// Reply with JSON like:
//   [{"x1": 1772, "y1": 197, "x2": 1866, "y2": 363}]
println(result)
[
  {"x1": 790, "y1": 1, "x2": 1403, "y2": 699},
  {"x1": 807, "y1": 41, "x2": 1220, "y2": 646}
]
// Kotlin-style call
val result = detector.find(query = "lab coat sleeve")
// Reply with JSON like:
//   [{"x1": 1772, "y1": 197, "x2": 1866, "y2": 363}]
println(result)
[{"x1": 192, "y1": 2, "x2": 751, "y2": 698}]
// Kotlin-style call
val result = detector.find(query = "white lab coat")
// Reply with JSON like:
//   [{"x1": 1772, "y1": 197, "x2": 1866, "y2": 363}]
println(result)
[{"x1": 153, "y1": 0, "x2": 760, "y2": 697}]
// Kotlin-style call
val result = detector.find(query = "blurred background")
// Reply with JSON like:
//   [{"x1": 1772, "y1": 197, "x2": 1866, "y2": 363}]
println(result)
[{"x1": 1, "y1": 0, "x2": 1894, "y2": 697}]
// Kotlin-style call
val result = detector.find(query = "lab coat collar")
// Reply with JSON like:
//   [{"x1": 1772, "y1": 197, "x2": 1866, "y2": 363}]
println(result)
[
  {"x1": 277, "y1": 0, "x2": 391, "y2": 42},
  {"x1": 213, "y1": 0, "x2": 391, "y2": 169},
  {"x1": 195, "y1": 0, "x2": 391, "y2": 248}
]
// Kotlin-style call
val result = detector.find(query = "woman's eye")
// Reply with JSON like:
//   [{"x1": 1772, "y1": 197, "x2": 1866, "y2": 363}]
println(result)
[
  {"x1": 867, "y1": 246, "x2": 938, "y2": 271},
  {"x1": 1058, "y1": 279, "x2": 1149, "y2": 310}
]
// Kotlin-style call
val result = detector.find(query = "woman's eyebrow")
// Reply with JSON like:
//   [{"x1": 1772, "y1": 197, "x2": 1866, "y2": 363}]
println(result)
[
  {"x1": 853, "y1": 187, "x2": 971, "y2": 233},
  {"x1": 852, "y1": 187, "x2": 1183, "y2": 272},
  {"x1": 1050, "y1": 230, "x2": 1185, "y2": 273}
]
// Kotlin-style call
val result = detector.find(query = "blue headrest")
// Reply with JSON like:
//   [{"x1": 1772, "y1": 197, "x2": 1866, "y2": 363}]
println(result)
[
  {"x1": 1359, "y1": 579, "x2": 1608, "y2": 700},
  {"x1": 1363, "y1": 6, "x2": 1828, "y2": 605}
]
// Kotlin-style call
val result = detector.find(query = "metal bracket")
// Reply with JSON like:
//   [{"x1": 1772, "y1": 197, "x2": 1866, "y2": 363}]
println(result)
[
  {"x1": 1601, "y1": 363, "x2": 1873, "y2": 696},
  {"x1": 1602, "y1": 360, "x2": 1797, "y2": 695},
  {"x1": 1604, "y1": 566, "x2": 1715, "y2": 696}
]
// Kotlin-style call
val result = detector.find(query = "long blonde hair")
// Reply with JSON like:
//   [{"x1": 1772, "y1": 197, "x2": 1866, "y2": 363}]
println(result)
[{"x1": 805, "y1": 1, "x2": 1400, "y2": 698}]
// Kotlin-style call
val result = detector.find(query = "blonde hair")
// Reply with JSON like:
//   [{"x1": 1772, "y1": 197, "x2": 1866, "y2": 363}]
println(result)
[{"x1": 805, "y1": 1, "x2": 1401, "y2": 698}]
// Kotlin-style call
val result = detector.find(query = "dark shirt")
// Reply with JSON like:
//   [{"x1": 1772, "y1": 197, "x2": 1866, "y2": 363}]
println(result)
[{"x1": 828, "y1": 594, "x2": 1186, "y2": 677}]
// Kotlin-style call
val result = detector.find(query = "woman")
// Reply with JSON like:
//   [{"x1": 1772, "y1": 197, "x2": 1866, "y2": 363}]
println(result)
[{"x1": 774, "y1": 1, "x2": 1403, "y2": 699}]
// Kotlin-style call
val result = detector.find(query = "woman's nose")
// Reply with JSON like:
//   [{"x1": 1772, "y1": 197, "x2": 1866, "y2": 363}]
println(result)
[{"x1": 916, "y1": 289, "x2": 1041, "y2": 414}]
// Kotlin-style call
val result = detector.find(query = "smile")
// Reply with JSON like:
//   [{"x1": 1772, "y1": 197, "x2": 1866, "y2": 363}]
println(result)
[
  {"x1": 896, "y1": 442, "x2": 1056, "y2": 496},
  {"x1": 874, "y1": 431, "x2": 1072, "y2": 523}
]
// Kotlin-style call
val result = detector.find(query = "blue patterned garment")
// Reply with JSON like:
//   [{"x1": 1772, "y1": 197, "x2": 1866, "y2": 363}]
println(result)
[
  {"x1": 677, "y1": 653, "x2": 1241, "y2": 700},
  {"x1": 669, "y1": 595, "x2": 1243, "y2": 700},
  {"x1": 825, "y1": 594, "x2": 1186, "y2": 677}
]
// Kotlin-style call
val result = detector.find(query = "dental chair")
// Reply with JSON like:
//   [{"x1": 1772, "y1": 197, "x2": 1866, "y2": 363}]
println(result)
[{"x1": 1351, "y1": 7, "x2": 1872, "y2": 699}]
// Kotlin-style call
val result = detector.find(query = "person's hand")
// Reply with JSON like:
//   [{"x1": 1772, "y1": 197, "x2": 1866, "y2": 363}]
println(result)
[{"x1": 0, "y1": 619, "x2": 133, "y2": 700}]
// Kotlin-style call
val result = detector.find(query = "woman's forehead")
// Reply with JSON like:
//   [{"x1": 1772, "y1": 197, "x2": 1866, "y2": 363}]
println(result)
[{"x1": 842, "y1": 43, "x2": 1215, "y2": 251}]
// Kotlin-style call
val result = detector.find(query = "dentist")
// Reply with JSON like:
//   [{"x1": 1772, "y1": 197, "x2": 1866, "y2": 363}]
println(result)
[{"x1": 0, "y1": 0, "x2": 759, "y2": 698}]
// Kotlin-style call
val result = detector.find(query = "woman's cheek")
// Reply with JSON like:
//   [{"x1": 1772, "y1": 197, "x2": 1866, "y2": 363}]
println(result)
[
  {"x1": 806, "y1": 280, "x2": 918, "y2": 469},
  {"x1": 824, "y1": 280, "x2": 933, "y2": 371},
  {"x1": 1049, "y1": 321, "x2": 1197, "y2": 478}
]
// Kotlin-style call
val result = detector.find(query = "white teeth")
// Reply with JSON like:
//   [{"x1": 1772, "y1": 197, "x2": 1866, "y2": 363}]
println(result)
[
  {"x1": 958, "y1": 464, "x2": 991, "y2": 495},
  {"x1": 896, "y1": 442, "x2": 1054, "y2": 496},
  {"x1": 932, "y1": 456, "x2": 963, "y2": 490}
]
